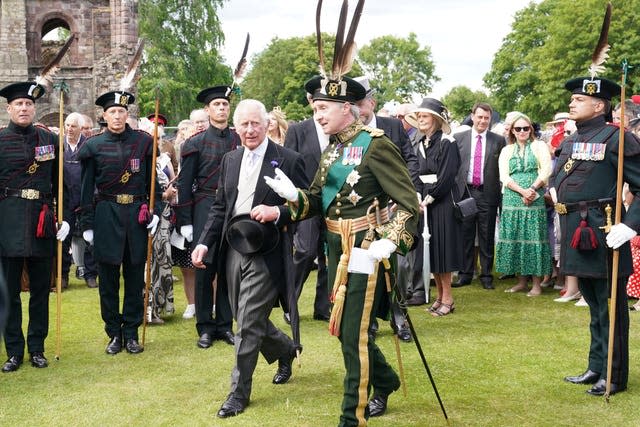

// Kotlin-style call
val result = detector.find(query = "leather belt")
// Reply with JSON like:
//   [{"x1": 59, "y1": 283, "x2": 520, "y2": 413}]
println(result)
[
  {"x1": 4, "y1": 188, "x2": 51, "y2": 200},
  {"x1": 97, "y1": 193, "x2": 147, "y2": 205},
  {"x1": 326, "y1": 208, "x2": 390, "y2": 234},
  {"x1": 554, "y1": 198, "x2": 613, "y2": 215}
]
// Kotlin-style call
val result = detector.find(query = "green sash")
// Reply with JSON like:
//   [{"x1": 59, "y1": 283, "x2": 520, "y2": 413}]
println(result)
[{"x1": 322, "y1": 131, "x2": 372, "y2": 213}]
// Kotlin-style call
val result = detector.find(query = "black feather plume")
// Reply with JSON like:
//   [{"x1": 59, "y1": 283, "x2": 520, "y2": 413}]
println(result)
[
  {"x1": 36, "y1": 34, "x2": 77, "y2": 88},
  {"x1": 316, "y1": 0, "x2": 325, "y2": 76},
  {"x1": 232, "y1": 33, "x2": 250, "y2": 87},
  {"x1": 589, "y1": 2, "x2": 612, "y2": 79}
]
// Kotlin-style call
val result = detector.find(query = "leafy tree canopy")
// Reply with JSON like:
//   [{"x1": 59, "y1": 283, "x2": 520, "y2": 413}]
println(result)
[{"x1": 441, "y1": 86, "x2": 491, "y2": 123}]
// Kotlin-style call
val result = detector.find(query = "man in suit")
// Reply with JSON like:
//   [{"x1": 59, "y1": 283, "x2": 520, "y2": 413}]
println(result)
[
  {"x1": 284, "y1": 93, "x2": 331, "y2": 322},
  {"x1": 192, "y1": 99, "x2": 308, "y2": 418},
  {"x1": 454, "y1": 102, "x2": 505, "y2": 290},
  {"x1": 0, "y1": 81, "x2": 69, "y2": 372},
  {"x1": 176, "y1": 85, "x2": 239, "y2": 349}
]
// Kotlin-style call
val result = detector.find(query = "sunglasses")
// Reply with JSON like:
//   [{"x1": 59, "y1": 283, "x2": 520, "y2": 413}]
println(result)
[{"x1": 513, "y1": 126, "x2": 530, "y2": 132}]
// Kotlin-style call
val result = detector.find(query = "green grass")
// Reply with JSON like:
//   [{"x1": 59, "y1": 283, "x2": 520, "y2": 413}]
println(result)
[{"x1": 1, "y1": 270, "x2": 639, "y2": 426}]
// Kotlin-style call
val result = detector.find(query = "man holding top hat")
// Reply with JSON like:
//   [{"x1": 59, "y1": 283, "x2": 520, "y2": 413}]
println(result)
[
  {"x1": 191, "y1": 99, "x2": 308, "y2": 418},
  {"x1": 176, "y1": 85, "x2": 238, "y2": 349},
  {"x1": 0, "y1": 81, "x2": 69, "y2": 372},
  {"x1": 78, "y1": 90, "x2": 158, "y2": 355},
  {"x1": 553, "y1": 73, "x2": 640, "y2": 396}
]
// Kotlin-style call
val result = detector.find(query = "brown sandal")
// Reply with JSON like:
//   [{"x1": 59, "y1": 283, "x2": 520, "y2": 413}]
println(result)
[
  {"x1": 431, "y1": 302, "x2": 455, "y2": 317},
  {"x1": 427, "y1": 299, "x2": 442, "y2": 313}
]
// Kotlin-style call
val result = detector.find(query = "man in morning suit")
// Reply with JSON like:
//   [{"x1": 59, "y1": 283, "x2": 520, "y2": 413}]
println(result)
[
  {"x1": 0, "y1": 82, "x2": 69, "y2": 372},
  {"x1": 454, "y1": 102, "x2": 505, "y2": 289},
  {"x1": 176, "y1": 85, "x2": 239, "y2": 349},
  {"x1": 192, "y1": 99, "x2": 308, "y2": 417}
]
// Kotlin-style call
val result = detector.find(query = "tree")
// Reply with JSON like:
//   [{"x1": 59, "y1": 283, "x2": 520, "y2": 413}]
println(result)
[
  {"x1": 442, "y1": 86, "x2": 491, "y2": 123},
  {"x1": 485, "y1": 0, "x2": 640, "y2": 123},
  {"x1": 357, "y1": 33, "x2": 439, "y2": 105},
  {"x1": 137, "y1": 0, "x2": 230, "y2": 124}
]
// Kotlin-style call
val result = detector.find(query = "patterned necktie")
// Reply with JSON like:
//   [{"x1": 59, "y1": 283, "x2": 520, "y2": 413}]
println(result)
[{"x1": 472, "y1": 134, "x2": 482, "y2": 187}]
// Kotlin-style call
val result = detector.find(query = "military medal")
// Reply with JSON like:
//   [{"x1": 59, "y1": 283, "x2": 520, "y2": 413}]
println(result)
[
  {"x1": 571, "y1": 142, "x2": 605, "y2": 161},
  {"x1": 564, "y1": 158, "x2": 574, "y2": 172},
  {"x1": 34, "y1": 145, "x2": 55, "y2": 161},
  {"x1": 130, "y1": 158, "x2": 141, "y2": 173},
  {"x1": 27, "y1": 161, "x2": 39, "y2": 174},
  {"x1": 120, "y1": 171, "x2": 131, "y2": 183},
  {"x1": 348, "y1": 189, "x2": 362, "y2": 206},
  {"x1": 324, "y1": 143, "x2": 342, "y2": 166},
  {"x1": 346, "y1": 170, "x2": 361, "y2": 187}
]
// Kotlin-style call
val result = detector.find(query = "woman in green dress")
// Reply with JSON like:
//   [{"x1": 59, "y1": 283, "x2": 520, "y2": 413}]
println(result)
[{"x1": 496, "y1": 113, "x2": 552, "y2": 296}]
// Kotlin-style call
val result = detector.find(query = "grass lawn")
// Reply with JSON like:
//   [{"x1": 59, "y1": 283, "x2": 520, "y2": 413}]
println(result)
[{"x1": 1, "y1": 270, "x2": 639, "y2": 426}]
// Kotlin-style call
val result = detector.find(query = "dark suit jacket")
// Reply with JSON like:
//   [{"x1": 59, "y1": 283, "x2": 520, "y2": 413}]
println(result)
[
  {"x1": 198, "y1": 140, "x2": 309, "y2": 294},
  {"x1": 284, "y1": 118, "x2": 322, "y2": 183},
  {"x1": 376, "y1": 116, "x2": 420, "y2": 189},
  {"x1": 454, "y1": 129, "x2": 505, "y2": 206}
]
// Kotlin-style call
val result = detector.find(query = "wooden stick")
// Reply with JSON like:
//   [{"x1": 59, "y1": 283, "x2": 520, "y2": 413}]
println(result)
[{"x1": 55, "y1": 89, "x2": 64, "y2": 359}]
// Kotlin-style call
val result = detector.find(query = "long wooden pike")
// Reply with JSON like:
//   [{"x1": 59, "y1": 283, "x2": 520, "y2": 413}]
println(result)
[{"x1": 54, "y1": 87, "x2": 65, "y2": 360}]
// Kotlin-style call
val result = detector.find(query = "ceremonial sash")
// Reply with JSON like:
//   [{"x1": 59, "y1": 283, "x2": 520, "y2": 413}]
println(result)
[{"x1": 322, "y1": 131, "x2": 372, "y2": 213}]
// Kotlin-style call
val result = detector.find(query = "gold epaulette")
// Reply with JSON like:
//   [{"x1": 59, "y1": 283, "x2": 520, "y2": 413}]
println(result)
[{"x1": 362, "y1": 125, "x2": 384, "y2": 137}]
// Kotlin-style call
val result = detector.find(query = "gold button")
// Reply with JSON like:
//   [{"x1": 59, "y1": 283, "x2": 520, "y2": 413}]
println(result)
[
  {"x1": 337, "y1": 202, "x2": 342, "y2": 207},
  {"x1": 335, "y1": 209, "x2": 341, "y2": 215},
  {"x1": 321, "y1": 177, "x2": 325, "y2": 182},
  {"x1": 321, "y1": 167, "x2": 325, "y2": 172},
  {"x1": 336, "y1": 193, "x2": 341, "y2": 198}
]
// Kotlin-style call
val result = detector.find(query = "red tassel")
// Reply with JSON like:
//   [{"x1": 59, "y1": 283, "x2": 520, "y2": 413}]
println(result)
[
  {"x1": 36, "y1": 204, "x2": 55, "y2": 238},
  {"x1": 138, "y1": 203, "x2": 151, "y2": 225},
  {"x1": 570, "y1": 219, "x2": 598, "y2": 250}
]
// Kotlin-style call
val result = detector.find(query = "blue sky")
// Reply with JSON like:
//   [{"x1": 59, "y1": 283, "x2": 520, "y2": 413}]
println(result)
[{"x1": 219, "y1": 0, "x2": 537, "y2": 101}]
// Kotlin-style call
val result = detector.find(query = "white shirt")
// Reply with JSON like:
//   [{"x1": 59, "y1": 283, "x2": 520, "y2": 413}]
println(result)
[{"x1": 314, "y1": 120, "x2": 331, "y2": 152}]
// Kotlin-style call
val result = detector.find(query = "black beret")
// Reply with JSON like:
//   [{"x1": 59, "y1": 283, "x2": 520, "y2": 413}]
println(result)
[
  {"x1": 0, "y1": 82, "x2": 45, "y2": 102},
  {"x1": 565, "y1": 77, "x2": 621, "y2": 100},
  {"x1": 304, "y1": 75, "x2": 366, "y2": 103},
  {"x1": 196, "y1": 85, "x2": 233, "y2": 104},
  {"x1": 95, "y1": 91, "x2": 135, "y2": 111}
]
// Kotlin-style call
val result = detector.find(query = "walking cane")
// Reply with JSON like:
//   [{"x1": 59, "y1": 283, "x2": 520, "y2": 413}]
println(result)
[
  {"x1": 54, "y1": 82, "x2": 67, "y2": 360},
  {"x1": 141, "y1": 89, "x2": 160, "y2": 346},
  {"x1": 605, "y1": 59, "x2": 630, "y2": 400}
]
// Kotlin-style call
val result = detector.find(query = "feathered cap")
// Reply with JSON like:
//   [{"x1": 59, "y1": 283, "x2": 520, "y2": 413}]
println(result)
[
  {"x1": 565, "y1": 2, "x2": 620, "y2": 100},
  {"x1": 305, "y1": 0, "x2": 367, "y2": 103}
]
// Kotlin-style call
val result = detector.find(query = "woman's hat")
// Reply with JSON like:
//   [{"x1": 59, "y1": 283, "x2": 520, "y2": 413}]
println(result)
[
  {"x1": 226, "y1": 214, "x2": 280, "y2": 255},
  {"x1": 546, "y1": 112, "x2": 570, "y2": 125},
  {"x1": 405, "y1": 97, "x2": 451, "y2": 134}
]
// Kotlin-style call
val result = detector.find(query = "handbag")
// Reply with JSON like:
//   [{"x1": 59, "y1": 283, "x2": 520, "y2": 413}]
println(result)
[{"x1": 452, "y1": 185, "x2": 478, "y2": 221}]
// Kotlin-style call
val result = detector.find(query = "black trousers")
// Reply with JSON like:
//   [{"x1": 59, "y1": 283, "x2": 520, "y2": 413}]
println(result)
[
  {"x1": 460, "y1": 187, "x2": 497, "y2": 284},
  {"x1": 1, "y1": 256, "x2": 51, "y2": 356},
  {"x1": 194, "y1": 263, "x2": 232, "y2": 336}
]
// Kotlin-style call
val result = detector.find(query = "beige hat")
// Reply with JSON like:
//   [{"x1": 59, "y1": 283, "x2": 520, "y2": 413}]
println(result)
[
  {"x1": 546, "y1": 112, "x2": 570, "y2": 125},
  {"x1": 405, "y1": 97, "x2": 451, "y2": 134}
]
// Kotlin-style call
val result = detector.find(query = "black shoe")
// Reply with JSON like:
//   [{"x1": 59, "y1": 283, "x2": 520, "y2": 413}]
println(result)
[
  {"x1": 2, "y1": 355, "x2": 23, "y2": 373},
  {"x1": 406, "y1": 294, "x2": 426, "y2": 306},
  {"x1": 564, "y1": 369, "x2": 600, "y2": 385},
  {"x1": 283, "y1": 312, "x2": 291, "y2": 325},
  {"x1": 586, "y1": 379, "x2": 626, "y2": 396},
  {"x1": 217, "y1": 394, "x2": 248, "y2": 418},
  {"x1": 105, "y1": 336, "x2": 122, "y2": 355},
  {"x1": 273, "y1": 346, "x2": 301, "y2": 384},
  {"x1": 85, "y1": 277, "x2": 98, "y2": 288},
  {"x1": 125, "y1": 339, "x2": 144, "y2": 354},
  {"x1": 452, "y1": 279, "x2": 471, "y2": 288},
  {"x1": 29, "y1": 352, "x2": 48, "y2": 368},
  {"x1": 481, "y1": 281, "x2": 495, "y2": 290},
  {"x1": 215, "y1": 331, "x2": 235, "y2": 346},
  {"x1": 197, "y1": 333, "x2": 213, "y2": 349},
  {"x1": 397, "y1": 327, "x2": 412, "y2": 342},
  {"x1": 313, "y1": 313, "x2": 330, "y2": 321},
  {"x1": 368, "y1": 394, "x2": 389, "y2": 417}
]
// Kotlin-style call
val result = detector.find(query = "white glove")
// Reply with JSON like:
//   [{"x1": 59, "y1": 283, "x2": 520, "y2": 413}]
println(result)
[
  {"x1": 423, "y1": 195, "x2": 435, "y2": 206},
  {"x1": 56, "y1": 221, "x2": 70, "y2": 241},
  {"x1": 264, "y1": 167, "x2": 298, "y2": 202},
  {"x1": 147, "y1": 214, "x2": 160, "y2": 235},
  {"x1": 606, "y1": 223, "x2": 637, "y2": 249},
  {"x1": 367, "y1": 238, "x2": 398, "y2": 262},
  {"x1": 83, "y1": 229, "x2": 94, "y2": 245},
  {"x1": 180, "y1": 225, "x2": 194, "y2": 242}
]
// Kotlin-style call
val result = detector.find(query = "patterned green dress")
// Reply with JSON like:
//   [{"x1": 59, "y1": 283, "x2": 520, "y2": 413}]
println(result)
[{"x1": 495, "y1": 143, "x2": 551, "y2": 276}]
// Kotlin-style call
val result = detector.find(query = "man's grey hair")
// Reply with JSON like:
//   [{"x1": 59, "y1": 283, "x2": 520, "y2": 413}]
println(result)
[
  {"x1": 65, "y1": 111, "x2": 85, "y2": 126},
  {"x1": 350, "y1": 103, "x2": 360, "y2": 120},
  {"x1": 233, "y1": 99, "x2": 269, "y2": 127}
]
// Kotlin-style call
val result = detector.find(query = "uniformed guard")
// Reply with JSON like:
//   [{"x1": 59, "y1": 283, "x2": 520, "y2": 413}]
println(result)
[
  {"x1": 176, "y1": 85, "x2": 238, "y2": 349},
  {"x1": 553, "y1": 74, "x2": 640, "y2": 396},
  {"x1": 78, "y1": 90, "x2": 158, "y2": 355},
  {"x1": 0, "y1": 81, "x2": 70, "y2": 372}
]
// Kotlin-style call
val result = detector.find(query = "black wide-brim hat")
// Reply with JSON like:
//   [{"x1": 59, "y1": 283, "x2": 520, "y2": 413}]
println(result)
[
  {"x1": 0, "y1": 82, "x2": 45, "y2": 102},
  {"x1": 95, "y1": 91, "x2": 135, "y2": 111},
  {"x1": 226, "y1": 214, "x2": 280, "y2": 256},
  {"x1": 305, "y1": 75, "x2": 367, "y2": 103},
  {"x1": 565, "y1": 77, "x2": 621, "y2": 100},
  {"x1": 405, "y1": 97, "x2": 451, "y2": 134},
  {"x1": 196, "y1": 85, "x2": 233, "y2": 105}
]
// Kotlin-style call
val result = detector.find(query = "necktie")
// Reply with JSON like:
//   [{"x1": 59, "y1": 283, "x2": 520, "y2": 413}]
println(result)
[{"x1": 472, "y1": 134, "x2": 482, "y2": 187}]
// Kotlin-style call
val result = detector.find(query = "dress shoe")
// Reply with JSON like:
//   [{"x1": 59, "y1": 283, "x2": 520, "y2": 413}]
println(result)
[
  {"x1": 452, "y1": 279, "x2": 471, "y2": 288},
  {"x1": 397, "y1": 327, "x2": 412, "y2": 342},
  {"x1": 197, "y1": 333, "x2": 213, "y2": 349},
  {"x1": 29, "y1": 352, "x2": 48, "y2": 368},
  {"x1": 182, "y1": 304, "x2": 195, "y2": 319},
  {"x1": 85, "y1": 277, "x2": 98, "y2": 288},
  {"x1": 564, "y1": 369, "x2": 600, "y2": 385},
  {"x1": 554, "y1": 292, "x2": 581, "y2": 302},
  {"x1": 215, "y1": 331, "x2": 235, "y2": 346},
  {"x1": 481, "y1": 281, "x2": 495, "y2": 290},
  {"x1": 2, "y1": 355, "x2": 23, "y2": 373},
  {"x1": 313, "y1": 312, "x2": 330, "y2": 321},
  {"x1": 368, "y1": 394, "x2": 389, "y2": 417},
  {"x1": 406, "y1": 294, "x2": 426, "y2": 306},
  {"x1": 273, "y1": 354, "x2": 293, "y2": 385},
  {"x1": 586, "y1": 379, "x2": 626, "y2": 396},
  {"x1": 125, "y1": 339, "x2": 144, "y2": 354},
  {"x1": 217, "y1": 394, "x2": 248, "y2": 418},
  {"x1": 105, "y1": 336, "x2": 122, "y2": 355},
  {"x1": 75, "y1": 266, "x2": 85, "y2": 279}
]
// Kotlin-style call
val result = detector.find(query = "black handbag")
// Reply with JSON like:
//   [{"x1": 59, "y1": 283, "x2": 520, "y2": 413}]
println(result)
[{"x1": 452, "y1": 185, "x2": 478, "y2": 221}]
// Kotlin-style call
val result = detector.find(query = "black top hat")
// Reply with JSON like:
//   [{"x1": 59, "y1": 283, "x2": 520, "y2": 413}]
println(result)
[
  {"x1": 226, "y1": 214, "x2": 280, "y2": 255},
  {"x1": 565, "y1": 77, "x2": 620, "y2": 100},
  {"x1": 304, "y1": 75, "x2": 367, "y2": 103},
  {"x1": 95, "y1": 91, "x2": 135, "y2": 111},
  {"x1": 147, "y1": 113, "x2": 167, "y2": 126},
  {"x1": 196, "y1": 85, "x2": 233, "y2": 105},
  {"x1": 0, "y1": 82, "x2": 45, "y2": 102}
]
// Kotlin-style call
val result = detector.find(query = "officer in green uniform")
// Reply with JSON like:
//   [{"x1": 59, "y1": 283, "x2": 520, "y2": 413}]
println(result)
[
  {"x1": 78, "y1": 90, "x2": 158, "y2": 355},
  {"x1": 265, "y1": 75, "x2": 419, "y2": 426},
  {"x1": 553, "y1": 76, "x2": 640, "y2": 396},
  {"x1": 0, "y1": 82, "x2": 69, "y2": 372}
]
